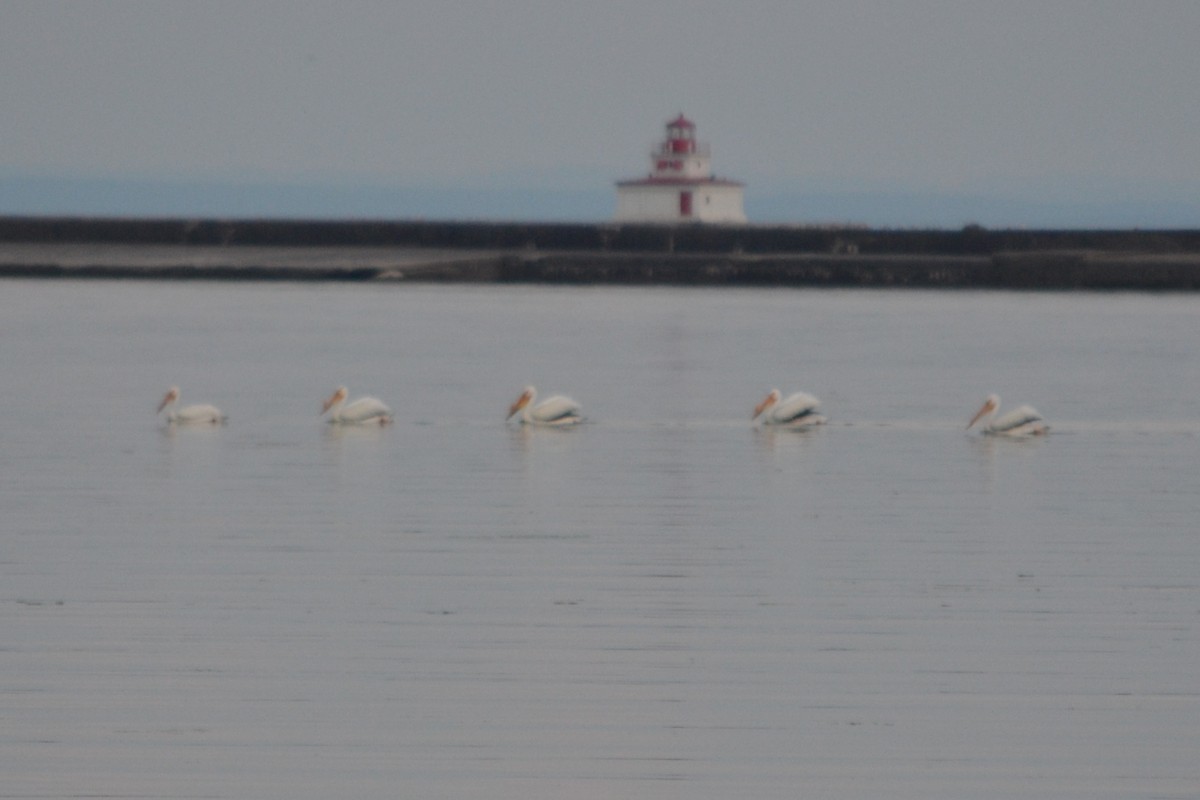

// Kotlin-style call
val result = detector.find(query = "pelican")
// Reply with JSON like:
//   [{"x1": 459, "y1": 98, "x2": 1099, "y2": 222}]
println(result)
[
  {"x1": 157, "y1": 386, "x2": 225, "y2": 424},
  {"x1": 753, "y1": 389, "x2": 826, "y2": 428},
  {"x1": 322, "y1": 386, "x2": 393, "y2": 425},
  {"x1": 506, "y1": 385, "x2": 582, "y2": 426},
  {"x1": 967, "y1": 394, "x2": 1048, "y2": 436}
]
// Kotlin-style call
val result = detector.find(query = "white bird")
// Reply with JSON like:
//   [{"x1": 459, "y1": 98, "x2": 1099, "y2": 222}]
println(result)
[
  {"x1": 753, "y1": 388, "x2": 826, "y2": 428},
  {"x1": 157, "y1": 386, "x2": 225, "y2": 424},
  {"x1": 506, "y1": 385, "x2": 583, "y2": 426},
  {"x1": 967, "y1": 393, "x2": 1048, "y2": 436},
  {"x1": 321, "y1": 386, "x2": 393, "y2": 425}
]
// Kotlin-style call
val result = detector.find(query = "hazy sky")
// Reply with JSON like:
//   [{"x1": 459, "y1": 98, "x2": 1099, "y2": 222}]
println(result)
[{"x1": 3, "y1": 1, "x2": 1200, "y2": 218}]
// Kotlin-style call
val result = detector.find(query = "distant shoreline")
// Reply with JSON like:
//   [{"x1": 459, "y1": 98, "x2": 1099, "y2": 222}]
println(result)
[{"x1": 2, "y1": 215, "x2": 1199, "y2": 289}]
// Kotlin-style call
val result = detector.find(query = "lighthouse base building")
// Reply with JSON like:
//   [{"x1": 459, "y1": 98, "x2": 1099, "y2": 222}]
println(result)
[{"x1": 615, "y1": 114, "x2": 746, "y2": 224}]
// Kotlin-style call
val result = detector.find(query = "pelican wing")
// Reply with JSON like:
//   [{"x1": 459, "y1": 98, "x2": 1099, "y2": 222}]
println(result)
[
  {"x1": 340, "y1": 396, "x2": 393, "y2": 423},
  {"x1": 991, "y1": 404, "x2": 1044, "y2": 434},
  {"x1": 173, "y1": 403, "x2": 224, "y2": 424},
  {"x1": 770, "y1": 391, "x2": 821, "y2": 424},
  {"x1": 530, "y1": 394, "x2": 582, "y2": 424}
]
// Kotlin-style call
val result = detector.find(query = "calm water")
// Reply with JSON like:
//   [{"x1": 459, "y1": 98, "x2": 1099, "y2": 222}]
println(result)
[{"x1": 2, "y1": 280, "x2": 1198, "y2": 799}]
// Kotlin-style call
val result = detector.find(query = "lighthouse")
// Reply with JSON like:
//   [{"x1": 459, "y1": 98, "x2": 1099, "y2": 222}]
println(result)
[{"x1": 614, "y1": 114, "x2": 746, "y2": 223}]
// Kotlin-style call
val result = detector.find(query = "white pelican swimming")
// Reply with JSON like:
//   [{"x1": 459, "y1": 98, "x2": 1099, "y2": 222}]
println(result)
[
  {"x1": 967, "y1": 394, "x2": 1048, "y2": 436},
  {"x1": 322, "y1": 386, "x2": 393, "y2": 425},
  {"x1": 506, "y1": 385, "x2": 583, "y2": 426},
  {"x1": 157, "y1": 386, "x2": 225, "y2": 424},
  {"x1": 753, "y1": 389, "x2": 826, "y2": 428}
]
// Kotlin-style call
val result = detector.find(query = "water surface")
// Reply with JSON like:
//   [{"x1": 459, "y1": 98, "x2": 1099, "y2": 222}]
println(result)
[{"x1": 2, "y1": 282, "x2": 1198, "y2": 799}]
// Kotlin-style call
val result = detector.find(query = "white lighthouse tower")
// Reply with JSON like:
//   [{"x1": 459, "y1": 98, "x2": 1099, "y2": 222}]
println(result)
[{"x1": 614, "y1": 114, "x2": 746, "y2": 223}]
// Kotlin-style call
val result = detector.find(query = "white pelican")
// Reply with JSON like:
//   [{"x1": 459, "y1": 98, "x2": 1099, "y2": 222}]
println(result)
[
  {"x1": 157, "y1": 386, "x2": 225, "y2": 424},
  {"x1": 753, "y1": 389, "x2": 826, "y2": 428},
  {"x1": 506, "y1": 385, "x2": 582, "y2": 426},
  {"x1": 322, "y1": 386, "x2": 393, "y2": 425},
  {"x1": 967, "y1": 394, "x2": 1048, "y2": 436}
]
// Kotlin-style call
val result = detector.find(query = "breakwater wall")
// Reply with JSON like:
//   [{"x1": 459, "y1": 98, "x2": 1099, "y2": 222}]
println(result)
[{"x1": 3, "y1": 216, "x2": 1200, "y2": 289}]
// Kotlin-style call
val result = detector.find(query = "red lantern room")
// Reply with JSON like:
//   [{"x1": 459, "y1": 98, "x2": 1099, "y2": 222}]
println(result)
[
  {"x1": 652, "y1": 114, "x2": 706, "y2": 177},
  {"x1": 665, "y1": 114, "x2": 696, "y2": 154}
]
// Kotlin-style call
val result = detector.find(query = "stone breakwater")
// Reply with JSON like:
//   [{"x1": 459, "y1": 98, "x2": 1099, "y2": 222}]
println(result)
[{"x1": 2, "y1": 216, "x2": 1199, "y2": 289}]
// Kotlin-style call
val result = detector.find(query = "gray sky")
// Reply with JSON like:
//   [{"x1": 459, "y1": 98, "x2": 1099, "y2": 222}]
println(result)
[{"x1": 3, "y1": 1, "x2": 1199, "y2": 219}]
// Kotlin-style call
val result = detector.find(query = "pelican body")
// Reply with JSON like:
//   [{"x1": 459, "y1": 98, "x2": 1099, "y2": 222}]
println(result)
[
  {"x1": 322, "y1": 386, "x2": 393, "y2": 425},
  {"x1": 507, "y1": 385, "x2": 582, "y2": 426},
  {"x1": 967, "y1": 394, "x2": 1048, "y2": 436},
  {"x1": 157, "y1": 386, "x2": 225, "y2": 425},
  {"x1": 753, "y1": 389, "x2": 826, "y2": 428}
]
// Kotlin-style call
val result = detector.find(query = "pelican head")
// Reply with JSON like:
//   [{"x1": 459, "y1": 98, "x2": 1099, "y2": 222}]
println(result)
[
  {"x1": 507, "y1": 386, "x2": 535, "y2": 420},
  {"x1": 967, "y1": 394, "x2": 1000, "y2": 430},
  {"x1": 322, "y1": 386, "x2": 349, "y2": 415},
  {"x1": 753, "y1": 389, "x2": 782, "y2": 420},
  {"x1": 157, "y1": 386, "x2": 181, "y2": 413}
]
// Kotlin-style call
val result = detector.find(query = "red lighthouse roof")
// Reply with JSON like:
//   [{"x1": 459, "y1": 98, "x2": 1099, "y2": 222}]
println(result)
[{"x1": 667, "y1": 113, "x2": 695, "y2": 129}]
